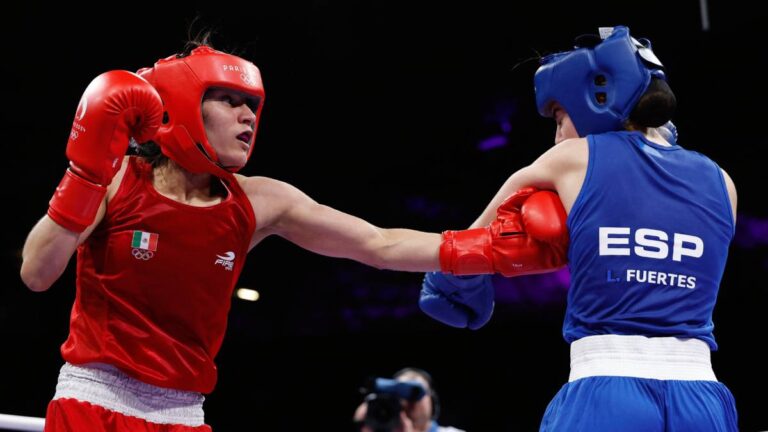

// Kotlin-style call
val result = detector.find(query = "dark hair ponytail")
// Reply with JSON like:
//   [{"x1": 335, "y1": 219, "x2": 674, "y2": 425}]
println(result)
[
  {"x1": 627, "y1": 78, "x2": 677, "y2": 129},
  {"x1": 129, "y1": 139, "x2": 169, "y2": 169}
]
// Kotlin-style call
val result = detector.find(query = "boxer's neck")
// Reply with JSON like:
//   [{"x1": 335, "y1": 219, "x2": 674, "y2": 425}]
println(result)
[{"x1": 151, "y1": 161, "x2": 224, "y2": 206}]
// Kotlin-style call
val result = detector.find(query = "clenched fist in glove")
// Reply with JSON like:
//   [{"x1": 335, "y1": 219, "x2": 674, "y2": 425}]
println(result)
[
  {"x1": 418, "y1": 187, "x2": 568, "y2": 329},
  {"x1": 48, "y1": 71, "x2": 163, "y2": 232},
  {"x1": 440, "y1": 187, "x2": 569, "y2": 277},
  {"x1": 419, "y1": 272, "x2": 494, "y2": 330}
]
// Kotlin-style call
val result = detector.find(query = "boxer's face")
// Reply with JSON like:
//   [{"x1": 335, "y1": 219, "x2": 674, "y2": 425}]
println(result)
[
  {"x1": 202, "y1": 87, "x2": 260, "y2": 170},
  {"x1": 552, "y1": 103, "x2": 578, "y2": 144}
]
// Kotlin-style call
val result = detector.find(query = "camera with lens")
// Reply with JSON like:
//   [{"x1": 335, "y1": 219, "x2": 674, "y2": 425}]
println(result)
[{"x1": 361, "y1": 378, "x2": 426, "y2": 432}]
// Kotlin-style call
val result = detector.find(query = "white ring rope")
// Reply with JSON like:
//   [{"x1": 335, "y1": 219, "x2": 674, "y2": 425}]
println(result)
[{"x1": 0, "y1": 413, "x2": 45, "y2": 431}]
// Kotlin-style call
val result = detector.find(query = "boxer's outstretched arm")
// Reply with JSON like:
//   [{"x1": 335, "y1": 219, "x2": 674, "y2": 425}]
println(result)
[{"x1": 240, "y1": 176, "x2": 441, "y2": 272}]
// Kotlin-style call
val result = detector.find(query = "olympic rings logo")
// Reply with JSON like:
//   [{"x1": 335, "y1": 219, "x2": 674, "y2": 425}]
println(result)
[
  {"x1": 132, "y1": 248, "x2": 154, "y2": 261},
  {"x1": 240, "y1": 73, "x2": 256, "y2": 87}
]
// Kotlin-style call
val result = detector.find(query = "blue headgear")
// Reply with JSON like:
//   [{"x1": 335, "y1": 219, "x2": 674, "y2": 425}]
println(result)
[{"x1": 534, "y1": 26, "x2": 666, "y2": 136}]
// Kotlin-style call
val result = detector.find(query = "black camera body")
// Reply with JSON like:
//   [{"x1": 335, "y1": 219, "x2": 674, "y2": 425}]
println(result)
[
  {"x1": 362, "y1": 378, "x2": 426, "y2": 432},
  {"x1": 364, "y1": 392, "x2": 405, "y2": 432}
]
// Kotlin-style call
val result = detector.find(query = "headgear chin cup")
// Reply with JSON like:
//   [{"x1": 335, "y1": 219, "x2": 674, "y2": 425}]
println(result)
[
  {"x1": 534, "y1": 26, "x2": 665, "y2": 136},
  {"x1": 138, "y1": 46, "x2": 265, "y2": 178}
]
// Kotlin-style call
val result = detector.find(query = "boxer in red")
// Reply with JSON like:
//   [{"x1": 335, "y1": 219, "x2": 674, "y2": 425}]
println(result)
[{"x1": 20, "y1": 35, "x2": 568, "y2": 431}]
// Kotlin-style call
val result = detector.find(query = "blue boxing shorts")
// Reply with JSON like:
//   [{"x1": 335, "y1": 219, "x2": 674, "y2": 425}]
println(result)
[{"x1": 539, "y1": 335, "x2": 738, "y2": 432}]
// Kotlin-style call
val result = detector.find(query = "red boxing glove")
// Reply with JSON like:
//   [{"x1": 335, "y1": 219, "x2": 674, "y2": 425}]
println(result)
[
  {"x1": 440, "y1": 187, "x2": 568, "y2": 277},
  {"x1": 48, "y1": 71, "x2": 163, "y2": 232}
]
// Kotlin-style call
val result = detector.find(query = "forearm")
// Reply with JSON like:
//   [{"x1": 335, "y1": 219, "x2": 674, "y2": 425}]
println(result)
[
  {"x1": 20, "y1": 216, "x2": 81, "y2": 291},
  {"x1": 366, "y1": 228, "x2": 441, "y2": 272},
  {"x1": 275, "y1": 195, "x2": 442, "y2": 272}
]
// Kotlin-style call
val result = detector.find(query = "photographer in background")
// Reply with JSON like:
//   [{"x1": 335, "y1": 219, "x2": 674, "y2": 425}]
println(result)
[{"x1": 353, "y1": 368, "x2": 465, "y2": 432}]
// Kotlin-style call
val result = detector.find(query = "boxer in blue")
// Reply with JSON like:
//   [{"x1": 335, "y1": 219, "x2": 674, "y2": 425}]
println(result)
[{"x1": 421, "y1": 26, "x2": 738, "y2": 431}]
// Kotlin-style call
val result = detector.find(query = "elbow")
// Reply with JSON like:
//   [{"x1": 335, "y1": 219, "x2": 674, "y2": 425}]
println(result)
[
  {"x1": 22, "y1": 277, "x2": 51, "y2": 293},
  {"x1": 20, "y1": 264, "x2": 52, "y2": 292}
]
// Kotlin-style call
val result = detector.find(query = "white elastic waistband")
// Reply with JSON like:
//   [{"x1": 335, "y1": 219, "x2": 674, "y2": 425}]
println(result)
[
  {"x1": 569, "y1": 335, "x2": 717, "y2": 382},
  {"x1": 53, "y1": 363, "x2": 205, "y2": 426}
]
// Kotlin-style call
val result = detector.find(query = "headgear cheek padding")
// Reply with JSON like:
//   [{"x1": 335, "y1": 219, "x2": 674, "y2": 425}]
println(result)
[
  {"x1": 534, "y1": 26, "x2": 665, "y2": 136},
  {"x1": 138, "y1": 46, "x2": 265, "y2": 178}
]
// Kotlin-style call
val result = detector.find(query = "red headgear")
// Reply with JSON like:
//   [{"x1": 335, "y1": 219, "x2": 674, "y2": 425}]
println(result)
[{"x1": 138, "y1": 46, "x2": 265, "y2": 177}]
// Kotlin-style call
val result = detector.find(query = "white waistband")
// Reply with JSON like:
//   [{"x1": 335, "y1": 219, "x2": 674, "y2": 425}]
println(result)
[
  {"x1": 53, "y1": 363, "x2": 205, "y2": 426},
  {"x1": 569, "y1": 335, "x2": 717, "y2": 382}
]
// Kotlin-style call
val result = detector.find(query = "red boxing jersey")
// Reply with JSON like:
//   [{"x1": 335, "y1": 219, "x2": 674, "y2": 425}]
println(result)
[{"x1": 61, "y1": 157, "x2": 256, "y2": 393}]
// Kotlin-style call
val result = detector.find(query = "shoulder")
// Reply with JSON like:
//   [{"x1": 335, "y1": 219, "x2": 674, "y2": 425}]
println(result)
[
  {"x1": 233, "y1": 174, "x2": 306, "y2": 202},
  {"x1": 688, "y1": 152, "x2": 737, "y2": 206},
  {"x1": 533, "y1": 137, "x2": 589, "y2": 172},
  {"x1": 720, "y1": 167, "x2": 738, "y2": 212},
  {"x1": 720, "y1": 167, "x2": 736, "y2": 190},
  {"x1": 233, "y1": 175, "x2": 315, "y2": 231},
  {"x1": 679, "y1": 152, "x2": 737, "y2": 220},
  {"x1": 540, "y1": 137, "x2": 587, "y2": 160}
]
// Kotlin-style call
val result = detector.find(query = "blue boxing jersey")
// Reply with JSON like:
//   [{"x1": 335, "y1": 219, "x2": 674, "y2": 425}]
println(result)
[{"x1": 564, "y1": 131, "x2": 734, "y2": 350}]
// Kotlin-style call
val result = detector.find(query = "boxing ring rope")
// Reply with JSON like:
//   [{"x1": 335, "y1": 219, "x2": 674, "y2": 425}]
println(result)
[{"x1": 0, "y1": 413, "x2": 44, "y2": 431}]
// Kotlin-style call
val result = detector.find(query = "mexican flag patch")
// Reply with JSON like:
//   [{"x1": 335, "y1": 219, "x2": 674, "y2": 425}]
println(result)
[{"x1": 131, "y1": 231, "x2": 159, "y2": 251}]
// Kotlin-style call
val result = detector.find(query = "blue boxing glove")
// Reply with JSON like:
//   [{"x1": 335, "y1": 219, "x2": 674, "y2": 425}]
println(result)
[{"x1": 419, "y1": 272, "x2": 494, "y2": 330}]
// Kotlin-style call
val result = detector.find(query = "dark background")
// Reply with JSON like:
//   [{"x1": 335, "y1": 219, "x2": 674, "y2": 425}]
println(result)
[{"x1": 2, "y1": 1, "x2": 767, "y2": 431}]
